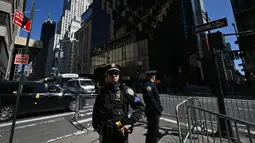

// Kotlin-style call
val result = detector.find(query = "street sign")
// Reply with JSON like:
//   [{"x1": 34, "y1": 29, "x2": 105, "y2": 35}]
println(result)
[
  {"x1": 14, "y1": 54, "x2": 29, "y2": 65},
  {"x1": 194, "y1": 18, "x2": 228, "y2": 33},
  {"x1": 13, "y1": 9, "x2": 32, "y2": 32}
]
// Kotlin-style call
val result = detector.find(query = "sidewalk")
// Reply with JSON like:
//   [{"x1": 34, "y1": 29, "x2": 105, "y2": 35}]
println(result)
[{"x1": 50, "y1": 121, "x2": 180, "y2": 143}]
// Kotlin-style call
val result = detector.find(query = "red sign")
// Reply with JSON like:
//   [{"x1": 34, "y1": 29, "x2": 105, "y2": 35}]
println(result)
[
  {"x1": 13, "y1": 9, "x2": 32, "y2": 32},
  {"x1": 14, "y1": 54, "x2": 29, "y2": 65}
]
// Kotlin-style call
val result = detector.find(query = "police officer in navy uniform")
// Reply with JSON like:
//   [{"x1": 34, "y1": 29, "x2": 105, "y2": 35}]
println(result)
[
  {"x1": 142, "y1": 70, "x2": 163, "y2": 143},
  {"x1": 92, "y1": 63, "x2": 144, "y2": 143}
]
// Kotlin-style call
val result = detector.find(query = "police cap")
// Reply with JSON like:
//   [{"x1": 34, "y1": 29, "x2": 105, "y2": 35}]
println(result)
[
  {"x1": 105, "y1": 63, "x2": 120, "y2": 73},
  {"x1": 145, "y1": 70, "x2": 157, "y2": 76}
]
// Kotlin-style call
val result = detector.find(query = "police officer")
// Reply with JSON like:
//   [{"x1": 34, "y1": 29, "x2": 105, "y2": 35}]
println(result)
[
  {"x1": 92, "y1": 63, "x2": 144, "y2": 143},
  {"x1": 142, "y1": 70, "x2": 163, "y2": 143}
]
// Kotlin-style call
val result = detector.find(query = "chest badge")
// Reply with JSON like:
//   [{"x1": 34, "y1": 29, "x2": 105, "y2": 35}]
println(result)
[{"x1": 115, "y1": 91, "x2": 121, "y2": 101}]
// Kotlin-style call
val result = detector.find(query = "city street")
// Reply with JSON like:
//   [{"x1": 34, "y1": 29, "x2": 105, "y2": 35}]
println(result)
[
  {"x1": 0, "y1": 98, "x2": 180, "y2": 143},
  {"x1": 0, "y1": 106, "x2": 94, "y2": 143},
  {"x1": 0, "y1": 95, "x2": 254, "y2": 143}
]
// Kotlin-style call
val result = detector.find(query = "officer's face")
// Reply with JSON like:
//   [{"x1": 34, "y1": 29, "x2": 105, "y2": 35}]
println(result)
[
  {"x1": 152, "y1": 75, "x2": 156, "y2": 81},
  {"x1": 106, "y1": 70, "x2": 120, "y2": 84}
]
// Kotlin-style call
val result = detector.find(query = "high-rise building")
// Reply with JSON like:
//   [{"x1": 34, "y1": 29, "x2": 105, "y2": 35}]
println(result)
[
  {"x1": 58, "y1": 17, "x2": 81, "y2": 73},
  {"x1": 73, "y1": 7, "x2": 93, "y2": 74},
  {"x1": 91, "y1": 0, "x2": 206, "y2": 87},
  {"x1": 191, "y1": 0, "x2": 212, "y2": 83},
  {"x1": 230, "y1": 0, "x2": 255, "y2": 80},
  {"x1": 90, "y1": 0, "x2": 110, "y2": 50},
  {"x1": 57, "y1": 0, "x2": 90, "y2": 39},
  {"x1": 1, "y1": 0, "x2": 26, "y2": 80},
  {"x1": 225, "y1": 42, "x2": 235, "y2": 81},
  {"x1": 49, "y1": 0, "x2": 90, "y2": 74},
  {"x1": 32, "y1": 15, "x2": 56, "y2": 79}
]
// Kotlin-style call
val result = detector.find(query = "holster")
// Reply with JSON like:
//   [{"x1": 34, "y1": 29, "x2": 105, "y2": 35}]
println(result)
[{"x1": 100, "y1": 121, "x2": 120, "y2": 137}]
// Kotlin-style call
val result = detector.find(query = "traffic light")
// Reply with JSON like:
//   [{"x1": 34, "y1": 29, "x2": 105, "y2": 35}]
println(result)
[{"x1": 208, "y1": 31, "x2": 226, "y2": 50}]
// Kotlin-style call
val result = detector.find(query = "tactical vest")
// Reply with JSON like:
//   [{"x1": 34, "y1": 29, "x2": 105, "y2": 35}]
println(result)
[{"x1": 99, "y1": 85, "x2": 128, "y2": 122}]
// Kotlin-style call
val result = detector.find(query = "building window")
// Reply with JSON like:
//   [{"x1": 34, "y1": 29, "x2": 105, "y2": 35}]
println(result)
[
  {"x1": 112, "y1": 49, "x2": 116, "y2": 62},
  {"x1": 126, "y1": 45, "x2": 130, "y2": 59},
  {"x1": 122, "y1": 47, "x2": 126, "y2": 60},
  {"x1": 119, "y1": 47, "x2": 122, "y2": 61},
  {"x1": 0, "y1": 11, "x2": 8, "y2": 26}
]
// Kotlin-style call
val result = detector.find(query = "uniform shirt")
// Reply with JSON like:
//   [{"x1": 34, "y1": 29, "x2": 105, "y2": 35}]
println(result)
[
  {"x1": 92, "y1": 83, "x2": 144, "y2": 130},
  {"x1": 142, "y1": 80, "x2": 163, "y2": 114}
]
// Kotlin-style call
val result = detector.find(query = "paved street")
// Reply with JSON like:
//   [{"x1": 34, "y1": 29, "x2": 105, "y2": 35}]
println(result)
[
  {"x1": 0, "y1": 104, "x2": 180, "y2": 143},
  {"x1": 0, "y1": 105, "x2": 94, "y2": 143},
  {"x1": 49, "y1": 119, "x2": 180, "y2": 143},
  {"x1": 0, "y1": 95, "x2": 254, "y2": 143}
]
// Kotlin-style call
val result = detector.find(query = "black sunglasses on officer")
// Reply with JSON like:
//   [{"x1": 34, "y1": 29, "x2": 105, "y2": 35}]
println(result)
[{"x1": 107, "y1": 70, "x2": 120, "y2": 76}]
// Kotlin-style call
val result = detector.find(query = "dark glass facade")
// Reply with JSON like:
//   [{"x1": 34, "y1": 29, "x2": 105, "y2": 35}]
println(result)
[
  {"x1": 91, "y1": 0, "x2": 203, "y2": 88},
  {"x1": 91, "y1": 0, "x2": 110, "y2": 49},
  {"x1": 32, "y1": 19, "x2": 56, "y2": 80}
]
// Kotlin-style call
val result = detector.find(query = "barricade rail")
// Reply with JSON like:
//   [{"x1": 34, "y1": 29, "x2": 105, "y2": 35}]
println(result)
[
  {"x1": 175, "y1": 97, "x2": 202, "y2": 142},
  {"x1": 186, "y1": 105, "x2": 255, "y2": 143},
  {"x1": 160, "y1": 95, "x2": 255, "y2": 123}
]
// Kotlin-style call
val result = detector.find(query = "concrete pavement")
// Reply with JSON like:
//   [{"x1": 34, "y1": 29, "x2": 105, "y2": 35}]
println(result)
[{"x1": 46, "y1": 120, "x2": 180, "y2": 143}]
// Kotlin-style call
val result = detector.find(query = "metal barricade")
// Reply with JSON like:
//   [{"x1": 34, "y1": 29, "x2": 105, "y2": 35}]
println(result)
[
  {"x1": 223, "y1": 99, "x2": 255, "y2": 123},
  {"x1": 175, "y1": 97, "x2": 202, "y2": 143},
  {"x1": 186, "y1": 105, "x2": 255, "y2": 143},
  {"x1": 159, "y1": 94, "x2": 255, "y2": 123},
  {"x1": 160, "y1": 95, "x2": 189, "y2": 117},
  {"x1": 75, "y1": 93, "x2": 97, "y2": 119},
  {"x1": 195, "y1": 97, "x2": 255, "y2": 123}
]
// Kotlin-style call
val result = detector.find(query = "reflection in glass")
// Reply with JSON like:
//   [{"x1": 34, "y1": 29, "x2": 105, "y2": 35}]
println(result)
[{"x1": 80, "y1": 80, "x2": 93, "y2": 86}]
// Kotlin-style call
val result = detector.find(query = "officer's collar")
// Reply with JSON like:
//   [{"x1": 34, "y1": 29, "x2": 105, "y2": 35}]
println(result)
[{"x1": 104, "y1": 83, "x2": 120, "y2": 91}]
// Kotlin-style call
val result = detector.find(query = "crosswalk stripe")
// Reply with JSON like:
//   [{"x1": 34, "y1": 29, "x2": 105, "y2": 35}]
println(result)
[
  {"x1": 45, "y1": 127, "x2": 94, "y2": 143},
  {"x1": 73, "y1": 118, "x2": 92, "y2": 125}
]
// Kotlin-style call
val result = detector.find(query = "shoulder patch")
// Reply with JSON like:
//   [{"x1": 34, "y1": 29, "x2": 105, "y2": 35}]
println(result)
[
  {"x1": 126, "y1": 88, "x2": 134, "y2": 96},
  {"x1": 146, "y1": 86, "x2": 152, "y2": 91}
]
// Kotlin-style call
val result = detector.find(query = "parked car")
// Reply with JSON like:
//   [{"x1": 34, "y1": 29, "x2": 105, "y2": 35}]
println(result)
[
  {"x1": 66, "y1": 78, "x2": 96, "y2": 95},
  {"x1": 0, "y1": 81, "x2": 77, "y2": 122}
]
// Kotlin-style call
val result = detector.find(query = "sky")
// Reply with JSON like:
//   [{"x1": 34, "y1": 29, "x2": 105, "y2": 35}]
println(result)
[{"x1": 19, "y1": 0, "x2": 244, "y2": 74}]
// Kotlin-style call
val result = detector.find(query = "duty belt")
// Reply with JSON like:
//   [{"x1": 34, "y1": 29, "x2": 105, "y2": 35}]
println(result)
[{"x1": 100, "y1": 121, "x2": 121, "y2": 137}]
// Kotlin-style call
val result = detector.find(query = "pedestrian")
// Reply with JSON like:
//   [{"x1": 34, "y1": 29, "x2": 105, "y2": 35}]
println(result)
[
  {"x1": 92, "y1": 63, "x2": 145, "y2": 143},
  {"x1": 142, "y1": 70, "x2": 163, "y2": 143}
]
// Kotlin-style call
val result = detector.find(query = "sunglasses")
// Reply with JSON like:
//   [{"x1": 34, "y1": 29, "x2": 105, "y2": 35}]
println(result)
[{"x1": 107, "y1": 70, "x2": 120, "y2": 76}]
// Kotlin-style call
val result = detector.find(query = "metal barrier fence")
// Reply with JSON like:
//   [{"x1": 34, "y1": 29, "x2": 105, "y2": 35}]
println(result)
[
  {"x1": 78, "y1": 94, "x2": 255, "y2": 123},
  {"x1": 175, "y1": 97, "x2": 202, "y2": 143},
  {"x1": 185, "y1": 105, "x2": 255, "y2": 143},
  {"x1": 160, "y1": 95, "x2": 255, "y2": 123},
  {"x1": 74, "y1": 94, "x2": 97, "y2": 119}
]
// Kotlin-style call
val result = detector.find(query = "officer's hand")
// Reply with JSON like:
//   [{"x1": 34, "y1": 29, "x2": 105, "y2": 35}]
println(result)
[{"x1": 120, "y1": 125, "x2": 131, "y2": 136}]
